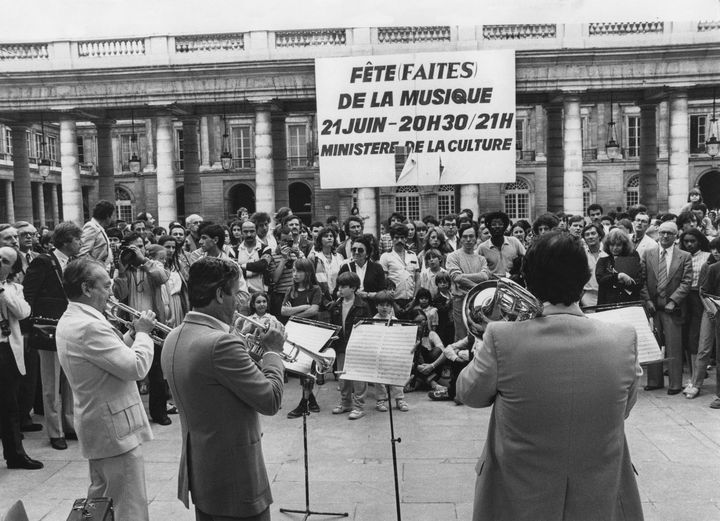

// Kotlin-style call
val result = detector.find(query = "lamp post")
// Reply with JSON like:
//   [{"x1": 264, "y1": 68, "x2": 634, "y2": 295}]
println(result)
[
  {"x1": 220, "y1": 104, "x2": 233, "y2": 171},
  {"x1": 38, "y1": 113, "x2": 51, "y2": 180},
  {"x1": 606, "y1": 94, "x2": 621, "y2": 161},
  {"x1": 129, "y1": 109, "x2": 142, "y2": 175},
  {"x1": 706, "y1": 88, "x2": 719, "y2": 159}
]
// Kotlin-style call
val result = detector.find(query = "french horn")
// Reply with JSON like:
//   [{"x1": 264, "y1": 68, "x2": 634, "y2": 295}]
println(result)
[{"x1": 463, "y1": 277, "x2": 543, "y2": 337}]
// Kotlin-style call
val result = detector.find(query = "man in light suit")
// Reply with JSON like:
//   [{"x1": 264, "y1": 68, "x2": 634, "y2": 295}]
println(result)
[
  {"x1": 457, "y1": 232, "x2": 643, "y2": 521},
  {"x1": 80, "y1": 200, "x2": 115, "y2": 273},
  {"x1": 640, "y1": 220, "x2": 693, "y2": 394},
  {"x1": 161, "y1": 257, "x2": 285, "y2": 521},
  {"x1": 56, "y1": 258, "x2": 156, "y2": 521}
]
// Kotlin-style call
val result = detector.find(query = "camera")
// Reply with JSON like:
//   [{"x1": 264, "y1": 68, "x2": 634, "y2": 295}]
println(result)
[
  {"x1": 0, "y1": 319, "x2": 10, "y2": 338},
  {"x1": 119, "y1": 246, "x2": 143, "y2": 268}
]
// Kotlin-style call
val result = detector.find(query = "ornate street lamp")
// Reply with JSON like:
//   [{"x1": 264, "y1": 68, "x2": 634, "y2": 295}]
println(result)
[
  {"x1": 706, "y1": 88, "x2": 719, "y2": 159},
  {"x1": 606, "y1": 94, "x2": 621, "y2": 161},
  {"x1": 128, "y1": 109, "x2": 142, "y2": 175},
  {"x1": 220, "y1": 103, "x2": 233, "y2": 172},
  {"x1": 38, "y1": 113, "x2": 51, "y2": 180}
]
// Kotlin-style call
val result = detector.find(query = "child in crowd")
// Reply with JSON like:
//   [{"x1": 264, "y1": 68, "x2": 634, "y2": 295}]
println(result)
[
  {"x1": 373, "y1": 290, "x2": 410, "y2": 413},
  {"x1": 411, "y1": 309, "x2": 448, "y2": 394},
  {"x1": 328, "y1": 271, "x2": 371, "y2": 420},
  {"x1": 419, "y1": 248, "x2": 448, "y2": 298},
  {"x1": 238, "y1": 291, "x2": 281, "y2": 337},
  {"x1": 410, "y1": 288, "x2": 438, "y2": 332},
  {"x1": 433, "y1": 271, "x2": 454, "y2": 346}
]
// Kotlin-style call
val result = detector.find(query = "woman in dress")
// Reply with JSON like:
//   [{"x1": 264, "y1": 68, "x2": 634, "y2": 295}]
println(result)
[
  {"x1": 307, "y1": 226, "x2": 344, "y2": 319},
  {"x1": 595, "y1": 228, "x2": 643, "y2": 306}
]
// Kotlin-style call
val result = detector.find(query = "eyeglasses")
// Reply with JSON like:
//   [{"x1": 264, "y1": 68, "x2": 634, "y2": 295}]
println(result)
[
  {"x1": 634, "y1": 219, "x2": 649, "y2": 224},
  {"x1": 19, "y1": 232, "x2": 38, "y2": 238},
  {"x1": 351, "y1": 247, "x2": 366, "y2": 253}
]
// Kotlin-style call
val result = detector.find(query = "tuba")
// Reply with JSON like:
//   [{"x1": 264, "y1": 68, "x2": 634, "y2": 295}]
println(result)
[{"x1": 463, "y1": 277, "x2": 543, "y2": 337}]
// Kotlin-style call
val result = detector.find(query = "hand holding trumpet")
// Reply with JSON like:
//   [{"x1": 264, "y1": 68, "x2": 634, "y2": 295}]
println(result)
[{"x1": 133, "y1": 310, "x2": 157, "y2": 336}]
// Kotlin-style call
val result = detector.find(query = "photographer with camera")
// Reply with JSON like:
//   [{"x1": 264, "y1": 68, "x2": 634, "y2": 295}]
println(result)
[
  {"x1": 270, "y1": 224, "x2": 304, "y2": 319},
  {"x1": 112, "y1": 232, "x2": 172, "y2": 425}
]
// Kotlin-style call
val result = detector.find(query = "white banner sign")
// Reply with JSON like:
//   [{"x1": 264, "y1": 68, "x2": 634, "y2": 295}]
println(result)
[{"x1": 315, "y1": 50, "x2": 516, "y2": 189}]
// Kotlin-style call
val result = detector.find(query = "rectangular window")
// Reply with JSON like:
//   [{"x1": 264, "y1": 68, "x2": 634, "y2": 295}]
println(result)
[
  {"x1": 287, "y1": 123, "x2": 308, "y2": 168},
  {"x1": 77, "y1": 136, "x2": 85, "y2": 163},
  {"x1": 175, "y1": 129, "x2": 184, "y2": 171},
  {"x1": 231, "y1": 125, "x2": 254, "y2": 168},
  {"x1": 3, "y1": 126, "x2": 12, "y2": 155},
  {"x1": 515, "y1": 119, "x2": 525, "y2": 151},
  {"x1": 626, "y1": 116, "x2": 640, "y2": 158},
  {"x1": 395, "y1": 195, "x2": 420, "y2": 222},
  {"x1": 26, "y1": 130, "x2": 33, "y2": 159},
  {"x1": 120, "y1": 134, "x2": 147, "y2": 171},
  {"x1": 33, "y1": 133, "x2": 43, "y2": 161},
  {"x1": 47, "y1": 136, "x2": 57, "y2": 162},
  {"x1": 690, "y1": 115, "x2": 707, "y2": 153},
  {"x1": 437, "y1": 186, "x2": 455, "y2": 218}
]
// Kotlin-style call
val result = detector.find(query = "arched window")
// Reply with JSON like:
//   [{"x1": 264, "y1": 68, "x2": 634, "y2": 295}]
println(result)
[
  {"x1": 115, "y1": 186, "x2": 134, "y2": 223},
  {"x1": 395, "y1": 186, "x2": 420, "y2": 222},
  {"x1": 626, "y1": 175, "x2": 640, "y2": 209},
  {"x1": 582, "y1": 177, "x2": 593, "y2": 215},
  {"x1": 437, "y1": 185, "x2": 455, "y2": 218},
  {"x1": 504, "y1": 179, "x2": 530, "y2": 220}
]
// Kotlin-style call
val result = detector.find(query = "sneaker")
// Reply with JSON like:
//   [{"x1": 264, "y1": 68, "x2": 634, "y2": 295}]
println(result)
[
  {"x1": 375, "y1": 400, "x2": 388, "y2": 412},
  {"x1": 428, "y1": 389, "x2": 451, "y2": 401},
  {"x1": 286, "y1": 400, "x2": 307, "y2": 419},
  {"x1": 683, "y1": 386, "x2": 700, "y2": 399},
  {"x1": 396, "y1": 399, "x2": 409, "y2": 412},
  {"x1": 332, "y1": 405, "x2": 352, "y2": 415},
  {"x1": 348, "y1": 409, "x2": 365, "y2": 420},
  {"x1": 308, "y1": 393, "x2": 320, "y2": 413},
  {"x1": 710, "y1": 397, "x2": 720, "y2": 409}
]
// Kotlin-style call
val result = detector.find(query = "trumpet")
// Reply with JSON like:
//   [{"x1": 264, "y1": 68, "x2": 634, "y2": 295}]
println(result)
[
  {"x1": 105, "y1": 297, "x2": 172, "y2": 345},
  {"x1": 232, "y1": 314, "x2": 336, "y2": 375}
]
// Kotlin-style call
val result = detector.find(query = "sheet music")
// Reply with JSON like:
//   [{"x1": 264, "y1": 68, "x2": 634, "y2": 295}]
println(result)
[
  {"x1": 282, "y1": 320, "x2": 338, "y2": 376},
  {"x1": 341, "y1": 323, "x2": 417, "y2": 386},
  {"x1": 588, "y1": 306, "x2": 662, "y2": 364}
]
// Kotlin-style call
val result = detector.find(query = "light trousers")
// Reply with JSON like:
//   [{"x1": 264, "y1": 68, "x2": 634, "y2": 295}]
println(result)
[
  {"x1": 88, "y1": 445, "x2": 149, "y2": 521},
  {"x1": 38, "y1": 350, "x2": 74, "y2": 438}
]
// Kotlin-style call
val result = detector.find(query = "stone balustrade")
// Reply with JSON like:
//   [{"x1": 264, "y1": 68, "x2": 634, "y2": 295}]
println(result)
[
  {"x1": 77, "y1": 38, "x2": 145, "y2": 57},
  {"x1": 275, "y1": 29, "x2": 346, "y2": 47},
  {"x1": 588, "y1": 21, "x2": 664, "y2": 35},
  {"x1": 377, "y1": 26, "x2": 451, "y2": 43},
  {"x1": 698, "y1": 20, "x2": 720, "y2": 31},
  {"x1": 0, "y1": 43, "x2": 49, "y2": 60},
  {"x1": 483, "y1": 24, "x2": 556, "y2": 40},
  {"x1": 175, "y1": 33, "x2": 245, "y2": 53}
]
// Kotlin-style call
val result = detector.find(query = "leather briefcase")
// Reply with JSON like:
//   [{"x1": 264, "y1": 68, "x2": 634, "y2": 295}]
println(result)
[{"x1": 66, "y1": 498, "x2": 114, "y2": 521}]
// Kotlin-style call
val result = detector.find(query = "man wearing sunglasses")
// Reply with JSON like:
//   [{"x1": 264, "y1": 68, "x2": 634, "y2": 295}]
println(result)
[{"x1": 338, "y1": 235, "x2": 385, "y2": 311}]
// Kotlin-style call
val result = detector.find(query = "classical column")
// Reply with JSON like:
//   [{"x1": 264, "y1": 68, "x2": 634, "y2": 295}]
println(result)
[
  {"x1": 155, "y1": 116, "x2": 177, "y2": 227},
  {"x1": 534, "y1": 105, "x2": 546, "y2": 160},
  {"x1": 10, "y1": 124, "x2": 32, "y2": 222},
  {"x1": 563, "y1": 96, "x2": 583, "y2": 216},
  {"x1": 459, "y1": 185, "x2": 479, "y2": 219},
  {"x1": 657, "y1": 101, "x2": 669, "y2": 159},
  {"x1": 182, "y1": 118, "x2": 201, "y2": 216},
  {"x1": 639, "y1": 103, "x2": 659, "y2": 213},
  {"x1": 596, "y1": 102, "x2": 608, "y2": 160},
  {"x1": 96, "y1": 121, "x2": 115, "y2": 202},
  {"x1": 668, "y1": 91, "x2": 689, "y2": 213},
  {"x1": 546, "y1": 104, "x2": 564, "y2": 213},
  {"x1": 200, "y1": 116, "x2": 210, "y2": 167},
  {"x1": 254, "y1": 107, "x2": 275, "y2": 213},
  {"x1": 357, "y1": 187, "x2": 377, "y2": 236},
  {"x1": 59, "y1": 118, "x2": 83, "y2": 225},
  {"x1": 144, "y1": 119, "x2": 155, "y2": 170},
  {"x1": 50, "y1": 184, "x2": 60, "y2": 224},
  {"x1": 35, "y1": 182, "x2": 46, "y2": 226},
  {"x1": 5, "y1": 180, "x2": 15, "y2": 223}
]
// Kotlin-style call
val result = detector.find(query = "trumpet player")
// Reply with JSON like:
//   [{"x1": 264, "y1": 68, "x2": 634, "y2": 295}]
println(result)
[
  {"x1": 161, "y1": 257, "x2": 285, "y2": 521},
  {"x1": 456, "y1": 232, "x2": 643, "y2": 521}
]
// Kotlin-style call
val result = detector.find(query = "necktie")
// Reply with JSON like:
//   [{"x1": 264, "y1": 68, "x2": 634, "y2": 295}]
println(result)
[
  {"x1": 26, "y1": 253, "x2": 32, "y2": 265},
  {"x1": 658, "y1": 249, "x2": 668, "y2": 298}
]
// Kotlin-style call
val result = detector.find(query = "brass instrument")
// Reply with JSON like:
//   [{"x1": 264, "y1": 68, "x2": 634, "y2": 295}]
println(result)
[
  {"x1": 463, "y1": 277, "x2": 543, "y2": 337},
  {"x1": 105, "y1": 297, "x2": 172, "y2": 344},
  {"x1": 232, "y1": 314, "x2": 336, "y2": 375}
]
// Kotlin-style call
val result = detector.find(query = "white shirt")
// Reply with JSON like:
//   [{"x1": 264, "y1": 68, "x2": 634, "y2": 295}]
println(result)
[
  {"x1": 54, "y1": 249, "x2": 70, "y2": 273},
  {"x1": 354, "y1": 262, "x2": 368, "y2": 291}
]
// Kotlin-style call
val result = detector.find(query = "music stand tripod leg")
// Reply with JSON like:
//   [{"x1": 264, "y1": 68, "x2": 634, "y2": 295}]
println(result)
[
  {"x1": 385, "y1": 384, "x2": 403, "y2": 521},
  {"x1": 279, "y1": 377, "x2": 349, "y2": 520}
]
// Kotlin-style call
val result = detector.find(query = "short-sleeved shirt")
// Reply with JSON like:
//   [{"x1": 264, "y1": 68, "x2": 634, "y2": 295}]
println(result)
[
  {"x1": 477, "y1": 236, "x2": 525, "y2": 276},
  {"x1": 379, "y1": 249, "x2": 419, "y2": 300},
  {"x1": 282, "y1": 285, "x2": 322, "y2": 309}
]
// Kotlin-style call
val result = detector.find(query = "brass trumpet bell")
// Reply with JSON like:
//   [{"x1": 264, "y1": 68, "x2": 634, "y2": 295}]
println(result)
[{"x1": 463, "y1": 277, "x2": 543, "y2": 337}]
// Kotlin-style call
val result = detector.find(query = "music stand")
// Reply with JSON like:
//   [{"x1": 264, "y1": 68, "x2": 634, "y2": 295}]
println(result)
[
  {"x1": 339, "y1": 318, "x2": 418, "y2": 521},
  {"x1": 280, "y1": 318, "x2": 346, "y2": 521}
]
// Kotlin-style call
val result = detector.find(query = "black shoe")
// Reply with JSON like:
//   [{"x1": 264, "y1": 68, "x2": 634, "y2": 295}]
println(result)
[
  {"x1": 667, "y1": 388, "x2": 682, "y2": 395},
  {"x1": 50, "y1": 438, "x2": 67, "y2": 450},
  {"x1": 152, "y1": 416, "x2": 172, "y2": 426},
  {"x1": 64, "y1": 432, "x2": 78, "y2": 441},
  {"x1": 20, "y1": 423, "x2": 43, "y2": 432},
  {"x1": 316, "y1": 373, "x2": 325, "y2": 385},
  {"x1": 7, "y1": 455, "x2": 44, "y2": 470},
  {"x1": 287, "y1": 400, "x2": 307, "y2": 419},
  {"x1": 308, "y1": 393, "x2": 320, "y2": 413}
]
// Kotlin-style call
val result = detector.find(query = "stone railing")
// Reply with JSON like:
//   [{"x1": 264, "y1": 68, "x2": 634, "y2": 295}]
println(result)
[
  {"x1": 377, "y1": 26, "x2": 451, "y2": 43},
  {"x1": 483, "y1": 24, "x2": 556, "y2": 40},
  {"x1": 0, "y1": 43, "x2": 49, "y2": 60},
  {"x1": 275, "y1": 29, "x2": 346, "y2": 47},
  {"x1": 77, "y1": 38, "x2": 146, "y2": 58},
  {"x1": 698, "y1": 21, "x2": 720, "y2": 32},
  {"x1": 175, "y1": 33, "x2": 245, "y2": 53},
  {"x1": 588, "y1": 21, "x2": 664, "y2": 36}
]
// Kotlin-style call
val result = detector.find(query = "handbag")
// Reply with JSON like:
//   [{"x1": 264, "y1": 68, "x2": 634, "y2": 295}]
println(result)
[
  {"x1": 66, "y1": 498, "x2": 114, "y2": 521},
  {"x1": 29, "y1": 316, "x2": 59, "y2": 351}
]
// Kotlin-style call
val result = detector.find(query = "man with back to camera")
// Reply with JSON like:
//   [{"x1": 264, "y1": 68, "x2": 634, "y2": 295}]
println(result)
[
  {"x1": 161, "y1": 257, "x2": 285, "y2": 521},
  {"x1": 56, "y1": 257, "x2": 156, "y2": 521},
  {"x1": 456, "y1": 231, "x2": 643, "y2": 521},
  {"x1": 80, "y1": 200, "x2": 115, "y2": 273}
]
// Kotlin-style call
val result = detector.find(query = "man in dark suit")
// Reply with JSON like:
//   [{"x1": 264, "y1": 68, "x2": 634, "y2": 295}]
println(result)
[
  {"x1": 161, "y1": 257, "x2": 285, "y2": 521},
  {"x1": 23, "y1": 222, "x2": 82, "y2": 450},
  {"x1": 641, "y1": 220, "x2": 693, "y2": 394},
  {"x1": 457, "y1": 232, "x2": 643, "y2": 521}
]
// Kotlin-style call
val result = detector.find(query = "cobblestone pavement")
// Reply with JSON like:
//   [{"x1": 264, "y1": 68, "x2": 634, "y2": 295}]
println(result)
[{"x1": 1, "y1": 370, "x2": 719, "y2": 521}]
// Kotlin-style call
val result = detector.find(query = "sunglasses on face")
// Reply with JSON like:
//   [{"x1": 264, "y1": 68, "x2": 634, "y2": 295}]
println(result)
[{"x1": 351, "y1": 247, "x2": 366, "y2": 253}]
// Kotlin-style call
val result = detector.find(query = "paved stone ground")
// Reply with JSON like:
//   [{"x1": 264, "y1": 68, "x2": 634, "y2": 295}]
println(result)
[{"x1": 1, "y1": 370, "x2": 720, "y2": 521}]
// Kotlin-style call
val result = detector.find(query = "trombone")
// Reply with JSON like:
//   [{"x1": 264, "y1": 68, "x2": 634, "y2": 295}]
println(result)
[
  {"x1": 233, "y1": 313, "x2": 336, "y2": 375},
  {"x1": 105, "y1": 297, "x2": 172, "y2": 345}
]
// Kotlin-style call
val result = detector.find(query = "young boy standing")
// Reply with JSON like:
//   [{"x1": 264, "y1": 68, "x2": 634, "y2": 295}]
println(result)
[{"x1": 373, "y1": 291, "x2": 410, "y2": 413}]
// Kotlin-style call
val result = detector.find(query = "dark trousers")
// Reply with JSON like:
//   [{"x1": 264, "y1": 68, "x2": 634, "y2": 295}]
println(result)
[
  {"x1": 448, "y1": 359, "x2": 469, "y2": 399},
  {"x1": 148, "y1": 343, "x2": 167, "y2": 421},
  {"x1": 0, "y1": 342, "x2": 26, "y2": 462},
  {"x1": 195, "y1": 506, "x2": 270, "y2": 521},
  {"x1": 18, "y1": 341, "x2": 39, "y2": 425}
]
